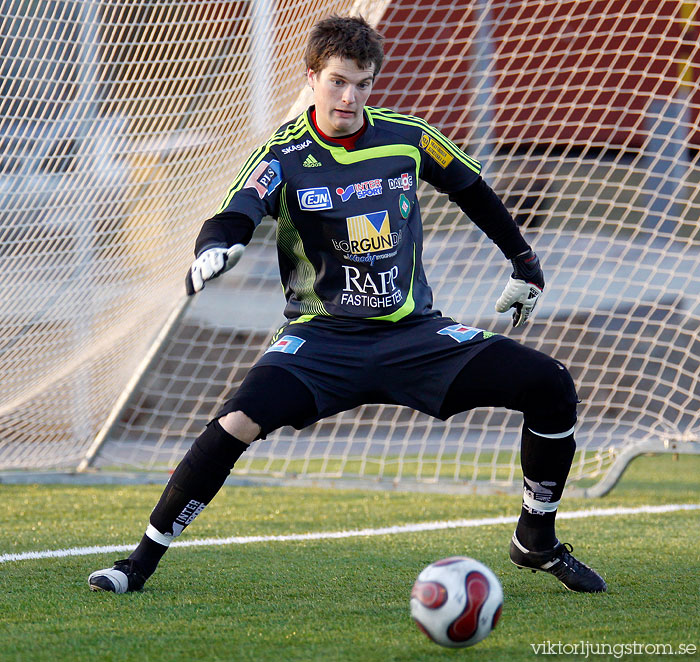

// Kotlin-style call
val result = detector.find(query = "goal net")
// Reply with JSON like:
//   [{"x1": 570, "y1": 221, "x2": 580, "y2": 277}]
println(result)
[{"x1": 1, "y1": 0, "x2": 699, "y2": 495}]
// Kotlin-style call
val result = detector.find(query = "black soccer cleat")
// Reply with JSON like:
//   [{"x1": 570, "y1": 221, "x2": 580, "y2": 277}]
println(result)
[
  {"x1": 509, "y1": 534, "x2": 607, "y2": 593},
  {"x1": 88, "y1": 559, "x2": 147, "y2": 594}
]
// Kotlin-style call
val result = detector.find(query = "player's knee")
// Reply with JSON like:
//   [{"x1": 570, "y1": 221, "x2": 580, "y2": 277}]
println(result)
[
  {"x1": 218, "y1": 410, "x2": 260, "y2": 445},
  {"x1": 523, "y1": 357, "x2": 578, "y2": 433}
]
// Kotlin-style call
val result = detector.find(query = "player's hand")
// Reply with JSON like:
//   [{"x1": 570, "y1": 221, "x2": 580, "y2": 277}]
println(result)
[
  {"x1": 185, "y1": 244, "x2": 245, "y2": 295},
  {"x1": 495, "y1": 249, "x2": 544, "y2": 327}
]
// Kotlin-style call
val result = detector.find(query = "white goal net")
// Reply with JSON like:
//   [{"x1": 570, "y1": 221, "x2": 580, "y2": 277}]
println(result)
[{"x1": 1, "y1": 0, "x2": 699, "y2": 494}]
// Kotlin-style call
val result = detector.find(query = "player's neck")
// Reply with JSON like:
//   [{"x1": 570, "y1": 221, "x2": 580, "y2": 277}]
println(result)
[{"x1": 311, "y1": 108, "x2": 366, "y2": 150}]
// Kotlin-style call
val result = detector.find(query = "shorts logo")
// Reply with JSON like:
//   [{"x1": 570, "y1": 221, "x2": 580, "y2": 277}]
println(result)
[
  {"x1": 282, "y1": 139, "x2": 312, "y2": 155},
  {"x1": 419, "y1": 131, "x2": 454, "y2": 168},
  {"x1": 266, "y1": 335, "x2": 306, "y2": 355},
  {"x1": 336, "y1": 179, "x2": 382, "y2": 202},
  {"x1": 343, "y1": 210, "x2": 399, "y2": 254},
  {"x1": 245, "y1": 159, "x2": 282, "y2": 198},
  {"x1": 297, "y1": 187, "x2": 333, "y2": 211},
  {"x1": 437, "y1": 324, "x2": 483, "y2": 343},
  {"x1": 388, "y1": 173, "x2": 413, "y2": 191}
]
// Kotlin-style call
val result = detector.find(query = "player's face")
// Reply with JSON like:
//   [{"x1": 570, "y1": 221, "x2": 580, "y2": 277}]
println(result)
[{"x1": 308, "y1": 57, "x2": 375, "y2": 137}]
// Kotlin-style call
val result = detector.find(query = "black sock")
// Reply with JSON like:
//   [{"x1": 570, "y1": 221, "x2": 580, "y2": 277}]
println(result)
[
  {"x1": 129, "y1": 534, "x2": 169, "y2": 578},
  {"x1": 515, "y1": 426, "x2": 575, "y2": 551},
  {"x1": 129, "y1": 420, "x2": 249, "y2": 578}
]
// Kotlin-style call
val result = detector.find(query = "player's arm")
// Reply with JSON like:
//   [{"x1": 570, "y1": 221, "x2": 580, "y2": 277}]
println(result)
[
  {"x1": 415, "y1": 123, "x2": 543, "y2": 326},
  {"x1": 186, "y1": 146, "x2": 283, "y2": 295},
  {"x1": 449, "y1": 177, "x2": 545, "y2": 327},
  {"x1": 185, "y1": 210, "x2": 255, "y2": 296}
]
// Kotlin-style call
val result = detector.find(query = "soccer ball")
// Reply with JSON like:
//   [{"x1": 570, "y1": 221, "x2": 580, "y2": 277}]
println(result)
[{"x1": 410, "y1": 556, "x2": 503, "y2": 648}]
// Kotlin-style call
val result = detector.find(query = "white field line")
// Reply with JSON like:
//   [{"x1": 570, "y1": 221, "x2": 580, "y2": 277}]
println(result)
[{"x1": 1, "y1": 503, "x2": 698, "y2": 565}]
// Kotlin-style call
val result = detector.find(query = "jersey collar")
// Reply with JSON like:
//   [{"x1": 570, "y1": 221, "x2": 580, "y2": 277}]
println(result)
[{"x1": 306, "y1": 106, "x2": 371, "y2": 151}]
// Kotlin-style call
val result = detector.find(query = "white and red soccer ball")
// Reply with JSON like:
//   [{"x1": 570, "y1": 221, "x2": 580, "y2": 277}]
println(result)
[{"x1": 410, "y1": 556, "x2": 503, "y2": 648}]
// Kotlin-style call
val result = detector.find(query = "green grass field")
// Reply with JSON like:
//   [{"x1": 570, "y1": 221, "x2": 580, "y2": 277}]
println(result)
[{"x1": 1, "y1": 454, "x2": 698, "y2": 662}]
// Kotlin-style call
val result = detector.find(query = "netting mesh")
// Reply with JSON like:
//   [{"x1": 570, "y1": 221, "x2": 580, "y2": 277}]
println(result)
[
  {"x1": 1, "y1": 1, "x2": 699, "y2": 491},
  {"x1": 0, "y1": 0, "x2": 360, "y2": 468}
]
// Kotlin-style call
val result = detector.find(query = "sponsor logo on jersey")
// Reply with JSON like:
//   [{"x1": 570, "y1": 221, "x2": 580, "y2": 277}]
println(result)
[
  {"x1": 334, "y1": 210, "x2": 401, "y2": 255},
  {"x1": 282, "y1": 139, "x2": 312, "y2": 155},
  {"x1": 245, "y1": 159, "x2": 282, "y2": 198},
  {"x1": 419, "y1": 131, "x2": 454, "y2": 168},
  {"x1": 388, "y1": 172, "x2": 413, "y2": 191},
  {"x1": 333, "y1": 232, "x2": 402, "y2": 265},
  {"x1": 302, "y1": 154, "x2": 322, "y2": 167},
  {"x1": 340, "y1": 265, "x2": 403, "y2": 309},
  {"x1": 297, "y1": 187, "x2": 333, "y2": 211},
  {"x1": 399, "y1": 194, "x2": 410, "y2": 219},
  {"x1": 336, "y1": 178, "x2": 382, "y2": 202}
]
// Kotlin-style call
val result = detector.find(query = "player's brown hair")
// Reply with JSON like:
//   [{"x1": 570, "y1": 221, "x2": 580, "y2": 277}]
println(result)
[{"x1": 305, "y1": 15, "x2": 385, "y2": 77}]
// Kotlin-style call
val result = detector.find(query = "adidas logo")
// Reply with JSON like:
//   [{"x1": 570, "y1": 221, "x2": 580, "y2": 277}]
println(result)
[{"x1": 303, "y1": 154, "x2": 322, "y2": 168}]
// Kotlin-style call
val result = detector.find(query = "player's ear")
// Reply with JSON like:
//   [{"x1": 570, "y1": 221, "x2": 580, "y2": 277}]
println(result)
[{"x1": 307, "y1": 68, "x2": 316, "y2": 90}]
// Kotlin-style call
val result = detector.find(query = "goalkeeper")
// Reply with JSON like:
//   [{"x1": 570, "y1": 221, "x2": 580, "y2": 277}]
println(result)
[{"x1": 89, "y1": 15, "x2": 605, "y2": 595}]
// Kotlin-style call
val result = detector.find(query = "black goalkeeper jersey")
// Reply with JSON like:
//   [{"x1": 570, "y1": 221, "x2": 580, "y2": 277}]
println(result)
[{"x1": 217, "y1": 105, "x2": 482, "y2": 322}]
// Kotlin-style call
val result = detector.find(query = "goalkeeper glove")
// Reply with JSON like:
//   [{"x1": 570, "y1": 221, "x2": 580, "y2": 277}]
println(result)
[
  {"x1": 495, "y1": 249, "x2": 544, "y2": 327},
  {"x1": 185, "y1": 244, "x2": 245, "y2": 295}
]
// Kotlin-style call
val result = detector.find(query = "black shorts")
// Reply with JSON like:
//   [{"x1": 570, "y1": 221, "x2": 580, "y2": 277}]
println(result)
[{"x1": 219, "y1": 314, "x2": 504, "y2": 430}]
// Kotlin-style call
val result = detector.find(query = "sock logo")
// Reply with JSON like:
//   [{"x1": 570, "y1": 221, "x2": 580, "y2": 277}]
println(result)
[
  {"x1": 172, "y1": 499, "x2": 206, "y2": 536},
  {"x1": 522, "y1": 479, "x2": 560, "y2": 515},
  {"x1": 524, "y1": 478, "x2": 555, "y2": 502},
  {"x1": 525, "y1": 478, "x2": 557, "y2": 501}
]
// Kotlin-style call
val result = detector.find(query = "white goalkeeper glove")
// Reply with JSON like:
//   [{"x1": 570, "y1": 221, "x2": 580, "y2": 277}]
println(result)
[
  {"x1": 185, "y1": 244, "x2": 245, "y2": 295},
  {"x1": 495, "y1": 249, "x2": 544, "y2": 327}
]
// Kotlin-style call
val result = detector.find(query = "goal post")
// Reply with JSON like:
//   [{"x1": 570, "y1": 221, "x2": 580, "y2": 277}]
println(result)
[{"x1": 1, "y1": 0, "x2": 699, "y2": 495}]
